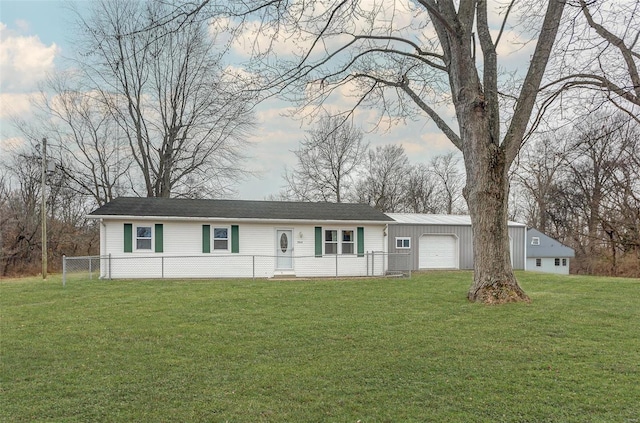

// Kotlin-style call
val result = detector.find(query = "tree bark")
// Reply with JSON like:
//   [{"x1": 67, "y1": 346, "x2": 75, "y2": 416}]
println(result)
[
  {"x1": 463, "y1": 141, "x2": 529, "y2": 303},
  {"x1": 458, "y1": 89, "x2": 530, "y2": 303}
]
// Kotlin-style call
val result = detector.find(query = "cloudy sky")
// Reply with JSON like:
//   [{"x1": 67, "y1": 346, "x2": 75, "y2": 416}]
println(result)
[{"x1": 0, "y1": 0, "x2": 509, "y2": 200}]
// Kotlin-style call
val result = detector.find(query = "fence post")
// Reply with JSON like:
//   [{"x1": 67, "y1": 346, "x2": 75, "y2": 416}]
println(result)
[
  {"x1": 335, "y1": 253, "x2": 338, "y2": 278},
  {"x1": 161, "y1": 256, "x2": 165, "y2": 279},
  {"x1": 62, "y1": 255, "x2": 66, "y2": 287},
  {"x1": 253, "y1": 255, "x2": 255, "y2": 281},
  {"x1": 108, "y1": 253, "x2": 112, "y2": 279},
  {"x1": 366, "y1": 251, "x2": 369, "y2": 276},
  {"x1": 372, "y1": 252, "x2": 375, "y2": 276},
  {"x1": 89, "y1": 256, "x2": 93, "y2": 280}
]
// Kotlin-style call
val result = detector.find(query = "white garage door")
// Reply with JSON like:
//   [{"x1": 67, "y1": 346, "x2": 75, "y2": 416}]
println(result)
[{"x1": 419, "y1": 235, "x2": 458, "y2": 269}]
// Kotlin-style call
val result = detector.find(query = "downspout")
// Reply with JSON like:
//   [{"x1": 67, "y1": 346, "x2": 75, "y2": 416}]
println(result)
[
  {"x1": 383, "y1": 224, "x2": 388, "y2": 254},
  {"x1": 100, "y1": 219, "x2": 107, "y2": 256}
]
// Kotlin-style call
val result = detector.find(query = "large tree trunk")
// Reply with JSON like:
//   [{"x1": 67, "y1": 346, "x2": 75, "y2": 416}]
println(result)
[
  {"x1": 461, "y1": 105, "x2": 530, "y2": 304},
  {"x1": 465, "y1": 164, "x2": 530, "y2": 303}
]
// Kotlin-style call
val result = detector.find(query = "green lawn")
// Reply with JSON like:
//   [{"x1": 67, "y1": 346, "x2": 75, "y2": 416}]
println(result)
[{"x1": 1, "y1": 272, "x2": 639, "y2": 422}]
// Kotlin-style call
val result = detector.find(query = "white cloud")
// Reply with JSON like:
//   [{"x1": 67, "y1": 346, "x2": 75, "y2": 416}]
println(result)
[
  {"x1": 0, "y1": 22, "x2": 59, "y2": 91},
  {"x1": 0, "y1": 92, "x2": 36, "y2": 119}
]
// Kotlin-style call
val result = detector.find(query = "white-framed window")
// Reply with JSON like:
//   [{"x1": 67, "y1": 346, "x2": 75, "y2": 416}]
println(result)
[
  {"x1": 395, "y1": 237, "x2": 411, "y2": 249},
  {"x1": 325, "y1": 229, "x2": 338, "y2": 254},
  {"x1": 342, "y1": 230, "x2": 354, "y2": 254},
  {"x1": 531, "y1": 237, "x2": 540, "y2": 246},
  {"x1": 562, "y1": 258, "x2": 567, "y2": 266},
  {"x1": 136, "y1": 225, "x2": 152, "y2": 250},
  {"x1": 554, "y1": 258, "x2": 560, "y2": 266},
  {"x1": 213, "y1": 227, "x2": 229, "y2": 251},
  {"x1": 324, "y1": 228, "x2": 356, "y2": 254},
  {"x1": 535, "y1": 258, "x2": 542, "y2": 267}
]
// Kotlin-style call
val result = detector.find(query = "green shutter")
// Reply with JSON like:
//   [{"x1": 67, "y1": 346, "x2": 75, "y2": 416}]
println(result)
[
  {"x1": 202, "y1": 225, "x2": 210, "y2": 253},
  {"x1": 231, "y1": 225, "x2": 239, "y2": 253},
  {"x1": 155, "y1": 224, "x2": 164, "y2": 253},
  {"x1": 357, "y1": 227, "x2": 364, "y2": 257},
  {"x1": 315, "y1": 226, "x2": 322, "y2": 257},
  {"x1": 124, "y1": 223, "x2": 133, "y2": 253}
]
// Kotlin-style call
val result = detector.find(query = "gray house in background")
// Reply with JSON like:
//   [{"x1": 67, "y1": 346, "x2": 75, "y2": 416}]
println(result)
[
  {"x1": 386, "y1": 214, "x2": 526, "y2": 271},
  {"x1": 526, "y1": 228, "x2": 575, "y2": 275}
]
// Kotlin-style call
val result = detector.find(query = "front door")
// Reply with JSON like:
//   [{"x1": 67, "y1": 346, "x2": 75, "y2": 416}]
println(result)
[{"x1": 276, "y1": 230, "x2": 293, "y2": 269}]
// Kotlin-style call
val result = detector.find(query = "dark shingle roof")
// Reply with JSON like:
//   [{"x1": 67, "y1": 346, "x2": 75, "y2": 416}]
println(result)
[{"x1": 89, "y1": 197, "x2": 393, "y2": 222}]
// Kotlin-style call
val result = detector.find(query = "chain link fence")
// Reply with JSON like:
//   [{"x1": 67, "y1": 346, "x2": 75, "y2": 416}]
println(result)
[
  {"x1": 61, "y1": 255, "x2": 102, "y2": 286},
  {"x1": 62, "y1": 252, "x2": 411, "y2": 285}
]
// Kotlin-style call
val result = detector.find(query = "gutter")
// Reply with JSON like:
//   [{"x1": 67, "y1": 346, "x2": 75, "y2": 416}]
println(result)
[{"x1": 87, "y1": 214, "x2": 394, "y2": 226}]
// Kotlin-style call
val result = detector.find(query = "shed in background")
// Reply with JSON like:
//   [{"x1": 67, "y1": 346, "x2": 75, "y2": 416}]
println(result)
[{"x1": 526, "y1": 228, "x2": 575, "y2": 275}]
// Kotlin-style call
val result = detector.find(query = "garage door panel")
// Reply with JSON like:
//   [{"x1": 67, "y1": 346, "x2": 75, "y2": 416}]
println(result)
[{"x1": 419, "y1": 235, "x2": 458, "y2": 269}]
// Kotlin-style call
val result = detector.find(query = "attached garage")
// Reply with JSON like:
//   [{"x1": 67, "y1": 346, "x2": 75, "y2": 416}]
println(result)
[
  {"x1": 386, "y1": 213, "x2": 526, "y2": 272},
  {"x1": 419, "y1": 234, "x2": 458, "y2": 269}
]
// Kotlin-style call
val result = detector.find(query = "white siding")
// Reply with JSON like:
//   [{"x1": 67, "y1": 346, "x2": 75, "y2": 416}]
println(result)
[
  {"x1": 526, "y1": 258, "x2": 570, "y2": 275},
  {"x1": 100, "y1": 219, "x2": 386, "y2": 279}
]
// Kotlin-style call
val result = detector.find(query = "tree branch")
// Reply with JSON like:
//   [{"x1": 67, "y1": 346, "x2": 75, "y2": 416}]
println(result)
[
  {"x1": 350, "y1": 72, "x2": 462, "y2": 150},
  {"x1": 476, "y1": 0, "x2": 500, "y2": 143},
  {"x1": 503, "y1": 0, "x2": 567, "y2": 166},
  {"x1": 578, "y1": 0, "x2": 640, "y2": 99}
]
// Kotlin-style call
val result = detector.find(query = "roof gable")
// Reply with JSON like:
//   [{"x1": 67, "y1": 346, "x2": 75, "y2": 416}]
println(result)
[
  {"x1": 527, "y1": 228, "x2": 575, "y2": 258},
  {"x1": 89, "y1": 197, "x2": 393, "y2": 222}
]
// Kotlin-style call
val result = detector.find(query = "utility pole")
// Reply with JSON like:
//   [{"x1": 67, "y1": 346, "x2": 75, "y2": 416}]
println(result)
[{"x1": 41, "y1": 137, "x2": 47, "y2": 280}]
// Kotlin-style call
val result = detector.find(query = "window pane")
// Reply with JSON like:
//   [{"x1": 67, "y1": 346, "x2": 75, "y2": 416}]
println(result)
[
  {"x1": 536, "y1": 259, "x2": 541, "y2": 267},
  {"x1": 137, "y1": 226, "x2": 151, "y2": 238},
  {"x1": 325, "y1": 243, "x2": 337, "y2": 254},
  {"x1": 342, "y1": 230, "x2": 353, "y2": 242},
  {"x1": 137, "y1": 239, "x2": 152, "y2": 250},
  {"x1": 554, "y1": 258, "x2": 560, "y2": 266},
  {"x1": 325, "y1": 230, "x2": 337, "y2": 242},
  {"x1": 213, "y1": 240, "x2": 228, "y2": 250},
  {"x1": 396, "y1": 238, "x2": 410, "y2": 249},
  {"x1": 342, "y1": 243, "x2": 354, "y2": 254},
  {"x1": 214, "y1": 228, "x2": 228, "y2": 239}
]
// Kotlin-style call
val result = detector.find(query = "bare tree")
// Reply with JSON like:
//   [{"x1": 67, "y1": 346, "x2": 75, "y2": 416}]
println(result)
[
  {"x1": 548, "y1": 1, "x2": 640, "y2": 122},
  {"x1": 283, "y1": 115, "x2": 368, "y2": 202},
  {"x1": 0, "y1": 143, "x2": 45, "y2": 275},
  {"x1": 73, "y1": 0, "x2": 255, "y2": 198},
  {"x1": 610, "y1": 131, "x2": 640, "y2": 277},
  {"x1": 430, "y1": 152, "x2": 464, "y2": 215},
  {"x1": 352, "y1": 144, "x2": 410, "y2": 212},
  {"x1": 514, "y1": 133, "x2": 568, "y2": 234},
  {"x1": 402, "y1": 163, "x2": 440, "y2": 214},
  {"x1": 23, "y1": 72, "x2": 132, "y2": 206},
  {"x1": 561, "y1": 113, "x2": 638, "y2": 274},
  {"x1": 0, "y1": 141, "x2": 99, "y2": 277}
]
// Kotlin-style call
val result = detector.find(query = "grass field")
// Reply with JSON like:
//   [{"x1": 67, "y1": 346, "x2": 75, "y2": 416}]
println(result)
[{"x1": 1, "y1": 271, "x2": 639, "y2": 422}]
